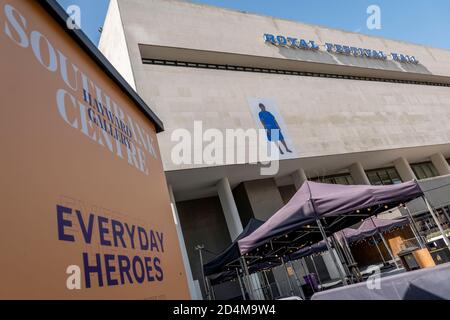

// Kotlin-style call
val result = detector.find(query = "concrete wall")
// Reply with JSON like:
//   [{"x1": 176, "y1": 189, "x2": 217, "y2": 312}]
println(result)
[
  {"x1": 98, "y1": 0, "x2": 450, "y2": 173},
  {"x1": 278, "y1": 185, "x2": 297, "y2": 204},
  {"x1": 176, "y1": 196, "x2": 233, "y2": 296},
  {"x1": 232, "y1": 182, "x2": 254, "y2": 227},
  {"x1": 98, "y1": 0, "x2": 136, "y2": 89},
  {"x1": 243, "y1": 179, "x2": 285, "y2": 221},
  {"x1": 233, "y1": 178, "x2": 285, "y2": 221},
  {"x1": 138, "y1": 64, "x2": 450, "y2": 172},
  {"x1": 402, "y1": 175, "x2": 450, "y2": 216},
  {"x1": 116, "y1": 0, "x2": 450, "y2": 77}
]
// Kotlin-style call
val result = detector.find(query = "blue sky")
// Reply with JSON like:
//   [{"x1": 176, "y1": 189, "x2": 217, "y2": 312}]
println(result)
[{"x1": 57, "y1": 0, "x2": 450, "y2": 50}]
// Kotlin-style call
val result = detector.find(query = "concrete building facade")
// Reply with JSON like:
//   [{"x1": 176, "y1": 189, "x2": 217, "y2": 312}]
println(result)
[{"x1": 100, "y1": 0, "x2": 450, "y2": 299}]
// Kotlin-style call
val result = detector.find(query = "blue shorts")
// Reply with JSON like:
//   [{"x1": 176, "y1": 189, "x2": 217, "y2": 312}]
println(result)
[{"x1": 266, "y1": 129, "x2": 284, "y2": 142}]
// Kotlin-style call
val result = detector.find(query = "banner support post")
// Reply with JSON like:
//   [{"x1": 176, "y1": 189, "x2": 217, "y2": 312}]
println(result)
[{"x1": 316, "y1": 218, "x2": 347, "y2": 286}]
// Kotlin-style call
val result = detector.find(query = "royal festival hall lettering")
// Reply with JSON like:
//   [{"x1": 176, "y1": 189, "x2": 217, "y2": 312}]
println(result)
[{"x1": 263, "y1": 33, "x2": 419, "y2": 64}]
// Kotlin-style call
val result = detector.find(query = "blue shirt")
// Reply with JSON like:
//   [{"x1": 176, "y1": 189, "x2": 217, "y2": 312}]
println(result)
[{"x1": 258, "y1": 111, "x2": 279, "y2": 130}]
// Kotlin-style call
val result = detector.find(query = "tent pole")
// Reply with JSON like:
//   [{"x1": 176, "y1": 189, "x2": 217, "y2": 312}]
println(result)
[
  {"x1": 331, "y1": 235, "x2": 353, "y2": 284},
  {"x1": 442, "y1": 206, "x2": 450, "y2": 225},
  {"x1": 281, "y1": 257, "x2": 295, "y2": 296},
  {"x1": 195, "y1": 245, "x2": 210, "y2": 300},
  {"x1": 345, "y1": 237, "x2": 359, "y2": 270},
  {"x1": 423, "y1": 196, "x2": 450, "y2": 248},
  {"x1": 379, "y1": 233, "x2": 399, "y2": 269},
  {"x1": 240, "y1": 257, "x2": 255, "y2": 300},
  {"x1": 404, "y1": 205, "x2": 425, "y2": 249},
  {"x1": 316, "y1": 219, "x2": 347, "y2": 285},
  {"x1": 263, "y1": 270, "x2": 274, "y2": 300},
  {"x1": 342, "y1": 235, "x2": 355, "y2": 264},
  {"x1": 309, "y1": 256, "x2": 322, "y2": 286},
  {"x1": 236, "y1": 268, "x2": 247, "y2": 300},
  {"x1": 289, "y1": 261, "x2": 306, "y2": 299},
  {"x1": 341, "y1": 234, "x2": 361, "y2": 282},
  {"x1": 300, "y1": 257, "x2": 309, "y2": 275},
  {"x1": 372, "y1": 235, "x2": 386, "y2": 263},
  {"x1": 207, "y1": 277, "x2": 216, "y2": 300}
]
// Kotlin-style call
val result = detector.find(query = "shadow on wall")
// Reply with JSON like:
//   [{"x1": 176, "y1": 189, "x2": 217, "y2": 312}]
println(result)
[{"x1": 275, "y1": 46, "x2": 433, "y2": 75}]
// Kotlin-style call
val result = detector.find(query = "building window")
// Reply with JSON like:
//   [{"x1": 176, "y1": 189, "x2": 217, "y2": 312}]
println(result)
[
  {"x1": 366, "y1": 167, "x2": 402, "y2": 185},
  {"x1": 411, "y1": 162, "x2": 439, "y2": 180},
  {"x1": 311, "y1": 173, "x2": 354, "y2": 185}
]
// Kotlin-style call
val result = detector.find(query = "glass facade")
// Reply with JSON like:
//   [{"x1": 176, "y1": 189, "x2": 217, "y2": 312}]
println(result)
[
  {"x1": 311, "y1": 173, "x2": 354, "y2": 185},
  {"x1": 366, "y1": 167, "x2": 402, "y2": 185},
  {"x1": 411, "y1": 162, "x2": 439, "y2": 180}
]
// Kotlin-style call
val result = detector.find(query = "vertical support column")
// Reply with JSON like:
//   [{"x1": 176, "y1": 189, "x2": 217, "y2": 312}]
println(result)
[
  {"x1": 207, "y1": 277, "x2": 216, "y2": 300},
  {"x1": 316, "y1": 219, "x2": 347, "y2": 285},
  {"x1": 195, "y1": 245, "x2": 211, "y2": 300},
  {"x1": 430, "y1": 153, "x2": 450, "y2": 176},
  {"x1": 379, "y1": 233, "x2": 399, "y2": 269},
  {"x1": 289, "y1": 261, "x2": 305, "y2": 299},
  {"x1": 217, "y1": 177, "x2": 243, "y2": 240},
  {"x1": 300, "y1": 258, "x2": 310, "y2": 275},
  {"x1": 394, "y1": 157, "x2": 416, "y2": 181},
  {"x1": 236, "y1": 268, "x2": 247, "y2": 300},
  {"x1": 217, "y1": 178, "x2": 263, "y2": 299},
  {"x1": 240, "y1": 257, "x2": 259, "y2": 300},
  {"x1": 322, "y1": 250, "x2": 342, "y2": 281},
  {"x1": 281, "y1": 258, "x2": 294, "y2": 296},
  {"x1": 262, "y1": 270, "x2": 275, "y2": 299},
  {"x1": 349, "y1": 162, "x2": 370, "y2": 185},
  {"x1": 168, "y1": 185, "x2": 198, "y2": 300},
  {"x1": 404, "y1": 205, "x2": 425, "y2": 249},
  {"x1": 330, "y1": 235, "x2": 353, "y2": 283},
  {"x1": 292, "y1": 169, "x2": 308, "y2": 190},
  {"x1": 423, "y1": 196, "x2": 450, "y2": 247},
  {"x1": 309, "y1": 256, "x2": 322, "y2": 286},
  {"x1": 372, "y1": 236, "x2": 386, "y2": 263}
]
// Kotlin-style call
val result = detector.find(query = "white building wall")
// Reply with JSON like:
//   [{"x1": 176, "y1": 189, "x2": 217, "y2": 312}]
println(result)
[
  {"x1": 136, "y1": 64, "x2": 450, "y2": 171},
  {"x1": 99, "y1": 0, "x2": 450, "y2": 172},
  {"x1": 98, "y1": 0, "x2": 136, "y2": 90},
  {"x1": 114, "y1": 0, "x2": 450, "y2": 77}
]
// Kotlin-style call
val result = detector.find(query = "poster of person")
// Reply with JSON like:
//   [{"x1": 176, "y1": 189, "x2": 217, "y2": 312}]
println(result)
[{"x1": 247, "y1": 98, "x2": 297, "y2": 160}]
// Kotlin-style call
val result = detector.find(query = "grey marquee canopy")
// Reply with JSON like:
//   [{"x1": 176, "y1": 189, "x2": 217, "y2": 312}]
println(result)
[
  {"x1": 288, "y1": 216, "x2": 409, "y2": 261},
  {"x1": 238, "y1": 181, "x2": 423, "y2": 261}
]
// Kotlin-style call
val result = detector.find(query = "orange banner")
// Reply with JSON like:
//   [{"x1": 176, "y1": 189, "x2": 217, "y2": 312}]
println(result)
[{"x1": 0, "y1": 0, "x2": 189, "y2": 299}]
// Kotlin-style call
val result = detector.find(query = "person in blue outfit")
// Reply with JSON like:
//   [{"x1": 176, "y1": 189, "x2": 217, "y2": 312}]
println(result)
[{"x1": 258, "y1": 103, "x2": 292, "y2": 155}]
